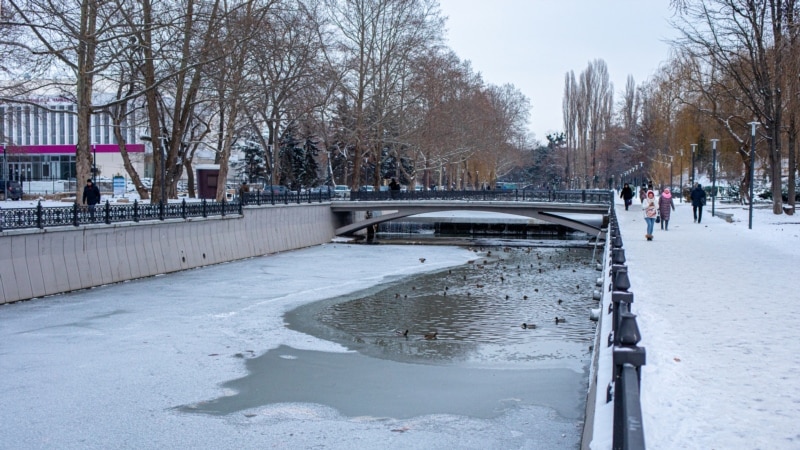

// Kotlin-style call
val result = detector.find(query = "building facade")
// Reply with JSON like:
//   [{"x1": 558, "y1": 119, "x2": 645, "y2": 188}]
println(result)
[{"x1": 0, "y1": 97, "x2": 147, "y2": 184}]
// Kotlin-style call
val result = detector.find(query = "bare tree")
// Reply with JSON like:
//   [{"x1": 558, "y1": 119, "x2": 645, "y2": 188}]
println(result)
[{"x1": 672, "y1": 0, "x2": 793, "y2": 214}]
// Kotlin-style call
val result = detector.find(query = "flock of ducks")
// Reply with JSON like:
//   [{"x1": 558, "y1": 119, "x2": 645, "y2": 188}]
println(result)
[{"x1": 385, "y1": 247, "x2": 584, "y2": 340}]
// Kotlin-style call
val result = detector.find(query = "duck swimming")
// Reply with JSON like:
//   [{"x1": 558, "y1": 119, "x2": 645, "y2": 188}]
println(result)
[
  {"x1": 521, "y1": 323, "x2": 536, "y2": 329},
  {"x1": 424, "y1": 332, "x2": 438, "y2": 340},
  {"x1": 555, "y1": 317, "x2": 566, "y2": 324}
]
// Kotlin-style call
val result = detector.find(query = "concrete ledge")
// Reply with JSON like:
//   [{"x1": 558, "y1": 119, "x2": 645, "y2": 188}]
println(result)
[
  {"x1": 713, "y1": 211, "x2": 734, "y2": 223},
  {"x1": 0, "y1": 203, "x2": 336, "y2": 304}
]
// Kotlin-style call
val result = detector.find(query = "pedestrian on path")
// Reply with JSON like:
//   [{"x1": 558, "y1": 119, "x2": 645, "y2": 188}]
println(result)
[
  {"x1": 659, "y1": 188, "x2": 676, "y2": 230},
  {"x1": 642, "y1": 190, "x2": 658, "y2": 240},
  {"x1": 82, "y1": 178, "x2": 101, "y2": 221},
  {"x1": 620, "y1": 183, "x2": 634, "y2": 210},
  {"x1": 691, "y1": 183, "x2": 707, "y2": 223}
]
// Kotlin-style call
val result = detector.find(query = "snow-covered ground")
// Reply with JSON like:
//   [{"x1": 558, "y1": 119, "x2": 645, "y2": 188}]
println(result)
[
  {"x1": 2, "y1": 193, "x2": 798, "y2": 449},
  {"x1": 606, "y1": 196, "x2": 800, "y2": 449}
]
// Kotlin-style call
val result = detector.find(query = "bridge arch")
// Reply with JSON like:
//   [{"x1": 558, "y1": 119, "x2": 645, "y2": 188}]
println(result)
[{"x1": 331, "y1": 201, "x2": 609, "y2": 237}]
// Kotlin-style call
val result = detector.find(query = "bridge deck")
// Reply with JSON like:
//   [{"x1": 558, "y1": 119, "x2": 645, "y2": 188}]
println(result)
[{"x1": 331, "y1": 200, "x2": 610, "y2": 237}]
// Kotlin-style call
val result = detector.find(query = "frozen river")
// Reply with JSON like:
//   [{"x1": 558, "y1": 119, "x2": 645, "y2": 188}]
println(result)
[{"x1": 0, "y1": 241, "x2": 596, "y2": 449}]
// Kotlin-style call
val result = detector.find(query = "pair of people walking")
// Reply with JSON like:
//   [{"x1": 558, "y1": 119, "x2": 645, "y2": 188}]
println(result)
[{"x1": 641, "y1": 188, "x2": 676, "y2": 240}]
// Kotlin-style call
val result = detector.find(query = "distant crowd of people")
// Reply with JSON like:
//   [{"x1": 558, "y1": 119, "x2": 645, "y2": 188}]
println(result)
[{"x1": 619, "y1": 181, "x2": 707, "y2": 241}]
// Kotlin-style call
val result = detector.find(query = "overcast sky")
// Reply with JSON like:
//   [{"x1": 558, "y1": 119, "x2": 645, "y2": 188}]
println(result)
[{"x1": 437, "y1": 0, "x2": 680, "y2": 143}]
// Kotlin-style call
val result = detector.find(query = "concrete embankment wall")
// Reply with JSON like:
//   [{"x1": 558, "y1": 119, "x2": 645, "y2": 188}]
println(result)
[{"x1": 0, "y1": 203, "x2": 337, "y2": 304}]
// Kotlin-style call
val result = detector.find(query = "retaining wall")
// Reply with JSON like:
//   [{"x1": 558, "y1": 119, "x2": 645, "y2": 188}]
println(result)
[{"x1": 0, "y1": 203, "x2": 337, "y2": 304}]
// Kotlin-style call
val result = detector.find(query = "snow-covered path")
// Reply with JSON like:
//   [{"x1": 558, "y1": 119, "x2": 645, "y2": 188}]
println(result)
[{"x1": 616, "y1": 199, "x2": 800, "y2": 449}]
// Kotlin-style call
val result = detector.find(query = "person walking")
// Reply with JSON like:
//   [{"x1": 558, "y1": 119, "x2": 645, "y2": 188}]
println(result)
[
  {"x1": 642, "y1": 190, "x2": 658, "y2": 240},
  {"x1": 82, "y1": 178, "x2": 101, "y2": 221},
  {"x1": 691, "y1": 183, "x2": 707, "y2": 223},
  {"x1": 389, "y1": 177, "x2": 400, "y2": 199},
  {"x1": 620, "y1": 183, "x2": 634, "y2": 210},
  {"x1": 659, "y1": 187, "x2": 676, "y2": 230}
]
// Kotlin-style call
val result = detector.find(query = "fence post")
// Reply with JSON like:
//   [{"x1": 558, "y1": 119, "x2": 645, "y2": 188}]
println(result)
[
  {"x1": 182, "y1": 199, "x2": 187, "y2": 219},
  {"x1": 202, "y1": 199, "x2": 207, "y2": 217},
  {"x1": 73, "y1": 201, "x2": 79, "y2": 227},
  {"x1": 104, "y1": 200, "x2": 111, "y2": 224},
  {"x1": 221, "y1": 198, "x2": 226, "y2": 217},
  {"x1": 158, "y1": 200, "x2": 165, "y2": 221}
]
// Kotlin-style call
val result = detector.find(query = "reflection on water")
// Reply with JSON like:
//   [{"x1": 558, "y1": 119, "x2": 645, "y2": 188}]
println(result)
[{"x1": 287, "y1": 244, "x2": 598, "y2": 370}]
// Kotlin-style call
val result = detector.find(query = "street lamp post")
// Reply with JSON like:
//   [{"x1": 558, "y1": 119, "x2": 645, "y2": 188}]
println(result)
[
  {"x1": 669, "y1": 155, "x2": 674, "y2": 194},
  {"x1": 679, "y1": 149, "x2": 684, "y2": 203},
  {"x1": 160, "y1": 136, "x2": 166, "y2": 205},
  {"x1": 690, "y1": 143, "x2": 697, "y2": 186},
  {"x1": 710, "y1": 139, "x2": 719, "y2": 218},
  {"x1": 92, "y1": 144, "x2": 97, "y2": 183},
  {"x1": 748, "y1": 121, "x2": 759, "y2": 230}
]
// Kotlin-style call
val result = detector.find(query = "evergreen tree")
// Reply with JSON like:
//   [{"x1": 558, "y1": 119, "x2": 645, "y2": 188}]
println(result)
[{"x1": 232, "y1": 137, "x2": 268, "y2": 183}]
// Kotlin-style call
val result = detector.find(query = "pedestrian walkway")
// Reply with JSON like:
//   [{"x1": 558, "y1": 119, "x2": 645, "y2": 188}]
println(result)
[{"x1": 614, "y1": 196, "x2": 800, "y2": 449}]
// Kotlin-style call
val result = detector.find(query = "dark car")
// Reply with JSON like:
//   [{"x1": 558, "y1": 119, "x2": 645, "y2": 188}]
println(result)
[{"x1": 0, "y1": 180, "x2": 22, "y2": 201}]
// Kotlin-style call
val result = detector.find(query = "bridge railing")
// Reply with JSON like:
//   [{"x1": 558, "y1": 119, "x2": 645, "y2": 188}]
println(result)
[
  {"x1": 348, "y1": 189, "x2": 613, "y2": 203},
  {"x1": 240, "y1": 189, "x2": 332, "y2": 206},
  {"x1": 605, "y1": 206, "x2": 647, "y2": 450}
]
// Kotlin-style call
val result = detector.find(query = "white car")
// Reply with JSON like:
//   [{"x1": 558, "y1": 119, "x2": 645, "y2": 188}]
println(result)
[{"x1": 333, "y1": 185, "x2": 350, "y2": 198}]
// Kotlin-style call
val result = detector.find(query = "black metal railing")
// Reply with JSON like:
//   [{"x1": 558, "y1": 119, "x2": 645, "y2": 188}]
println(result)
[
  {"x1": 239, "y1": 189, "x2": 332, "y2": 206},
  {"x1": 0, "y1": 198, "x2": 242, "y2": 231},
  {"x1": 348, "y1": 188, "x2": 613, "y2": 204},
  {"x1": 605, "y1": 206, "x2": 647, "y2": 450},
  {"x1": 1, "y1": 189, "x2": 607, "y2": 232}
]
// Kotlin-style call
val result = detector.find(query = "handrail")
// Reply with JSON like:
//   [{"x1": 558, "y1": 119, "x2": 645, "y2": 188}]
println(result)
[
  {"x1": 0, "y1": 189, "x2": 607, "y2": 232},
  {"x1": 606, "y1": 205, "x2": 647, "y2": 450},
  {"x1": 348, "y1": 188, "x2": 613, "y2": 204},
  {"x1": 0, "y1": 190, "x2": 333, "y2": 231}
]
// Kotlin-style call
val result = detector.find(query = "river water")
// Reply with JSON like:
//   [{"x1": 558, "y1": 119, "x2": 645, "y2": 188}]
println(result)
[{"x1": 194, "y1": 238, "x2": 602, "y2": 447}]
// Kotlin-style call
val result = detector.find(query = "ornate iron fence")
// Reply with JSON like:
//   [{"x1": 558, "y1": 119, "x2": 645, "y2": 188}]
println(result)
[{"x1": 0, "y1": 199, "x2": 243, "y2": 231}]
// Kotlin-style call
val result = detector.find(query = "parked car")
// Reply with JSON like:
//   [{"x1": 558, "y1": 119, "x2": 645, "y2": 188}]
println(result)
[
  {"x1": 333, "y1": 185, "x2": 350, "y2": 198},
  {"x1": 0, "y1": 180, "x2": 22, "y2": 200},
  {"x1": 358, "y1": 185, "x2": 375, "y2": 192},
  {"x1": 309, "y1": 185, "x2": 332, "y2": 195},
  {"x1": 266, "y1": 185, "x2": 289, "y2": 195}
]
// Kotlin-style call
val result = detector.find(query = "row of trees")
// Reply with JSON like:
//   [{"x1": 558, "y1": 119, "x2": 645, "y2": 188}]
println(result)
[
  {"x1": 0, "y1": 0, "x2": 532, "y2": 201},
  {"x1": 551, "y1": 0, "x2": 798, "y2": 214}
]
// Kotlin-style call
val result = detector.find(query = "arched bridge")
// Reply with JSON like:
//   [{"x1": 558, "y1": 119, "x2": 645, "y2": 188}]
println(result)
[{"x1": 331, "y1": 190, "x2": 612, "y2": 238}]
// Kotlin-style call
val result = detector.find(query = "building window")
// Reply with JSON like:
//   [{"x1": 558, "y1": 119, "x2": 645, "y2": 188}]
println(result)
[
  {"x1": 68, "y1": 105, "x2": 75, "y2": 145},
  {"x1": 58, "y1": 107, "x2": 65, "y2": 145},
  {"x1": 41, "y1": 109, "x2": 47, "y2": 145}
]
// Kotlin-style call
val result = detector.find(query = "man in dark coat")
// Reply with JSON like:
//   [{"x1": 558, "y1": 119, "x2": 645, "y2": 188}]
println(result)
[
  {"x1": 620, "y1": 183, "x2": 634, "y2": 210},
  {"x1": 690, "y1": 183, "x2": 707, "y2": 223},
  {"x1": 389, "y1": 177, "x2": 400, "y2": 199},
  {"x1": 82, "y1": 179, "x2": 101, "y2": 221}
]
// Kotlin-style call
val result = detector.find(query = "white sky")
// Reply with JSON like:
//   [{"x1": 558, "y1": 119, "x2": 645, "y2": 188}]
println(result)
[{"x1": 437, "y1": 0, "x2": 680, "y2": 142}]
